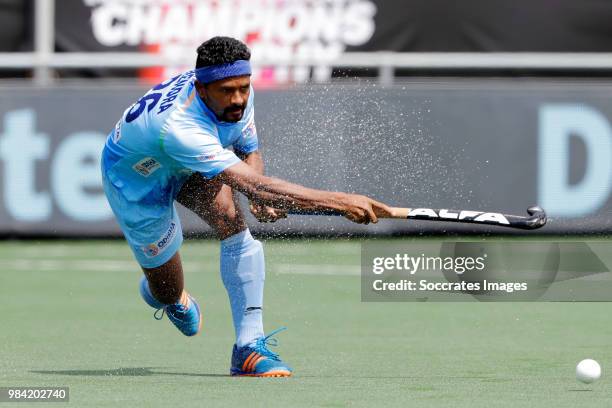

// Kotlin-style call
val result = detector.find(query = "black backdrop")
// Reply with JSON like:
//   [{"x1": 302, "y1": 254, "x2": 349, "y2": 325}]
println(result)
[
  {"x1": 5, "y1": 1, "x2": 612, "y2": 54},
  {"x1": 351, "y1": 0, "x2": 612, "y2": 52},
  {"x1": 0, "y1": 0, "x2": 31, "y2": 52},
  {"x1": 51, "y1": 0, "x2": 612, "y2": 53}
]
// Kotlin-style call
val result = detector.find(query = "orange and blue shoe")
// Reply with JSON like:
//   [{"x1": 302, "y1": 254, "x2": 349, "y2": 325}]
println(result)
[
  {"x1": 230, "y1": 327, "x2": 292, "y2": 377},
  {"x1": 139, "y1": 276, "x2": 202, "y2": 337}
]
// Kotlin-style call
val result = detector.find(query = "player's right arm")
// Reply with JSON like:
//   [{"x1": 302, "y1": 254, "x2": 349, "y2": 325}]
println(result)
[
  {"x1": 217, "y1": 161, "x2": 392, "y2": 224},
  {"x1": 162, "y1": 119, "x2": 391, "y2": 224}
]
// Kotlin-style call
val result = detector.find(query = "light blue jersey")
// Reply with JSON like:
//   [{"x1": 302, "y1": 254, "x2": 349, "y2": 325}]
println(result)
[
  {"x1": 101, "y1": 70, "x2": 258, "y2": 268},
  {"x1": 104, "y1": 69, "x2": 257, "y2": 201}
]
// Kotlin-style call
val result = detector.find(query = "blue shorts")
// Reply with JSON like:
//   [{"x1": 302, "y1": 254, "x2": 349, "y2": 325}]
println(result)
[{"x1": 101, "y1": 149, "x2": 189, "y2": 269}]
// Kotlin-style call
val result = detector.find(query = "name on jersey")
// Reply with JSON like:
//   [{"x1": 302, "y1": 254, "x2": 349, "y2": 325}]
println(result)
[
  {"x1": 157, "y1": 71, "x2": 194, "y2": 115},
  {"x1": 132, "y1": 157, "x2": 162, "y2": 177}
]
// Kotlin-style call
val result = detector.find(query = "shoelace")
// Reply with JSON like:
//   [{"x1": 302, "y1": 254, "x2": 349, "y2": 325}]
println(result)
[
  {"x1": 153, "y1": 308, "x2": 165, "y2": 320},
  {"x1": 252, "y1": 327, "x2": 287, "y2": 361},
  {"x1": 153, "y1": 304, "x2": 187, "y2": 321}
]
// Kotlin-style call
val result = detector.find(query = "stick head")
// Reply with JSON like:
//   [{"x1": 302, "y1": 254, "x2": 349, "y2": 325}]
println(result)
[{"x1": 525, "y1": 206, "x2": 547, "y2": 229}]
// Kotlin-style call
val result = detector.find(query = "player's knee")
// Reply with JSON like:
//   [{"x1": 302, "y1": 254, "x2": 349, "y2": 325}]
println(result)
[
  {"x1": 215, "y1": 210, "x2": 247, "y2": 239},
  {"x1": 220, "y1": 230, "x2": 265, "y2": 284},
  {"x1": 217, "y1": 202, "x2": 241, "y2": 223}
]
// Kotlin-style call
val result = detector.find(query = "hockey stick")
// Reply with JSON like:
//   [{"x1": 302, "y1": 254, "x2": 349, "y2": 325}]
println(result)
[{"x1": 289, "y1": 206, "x2": 547, "y2": 230}]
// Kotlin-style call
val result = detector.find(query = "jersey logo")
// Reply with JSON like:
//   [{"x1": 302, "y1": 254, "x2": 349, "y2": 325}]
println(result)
[
  {"x1": 197, "y1": 147, "x2": 223, "y2": 162},
  {"x1": 242, "y1": 120, "x2": 256, "y2": 140},
  {"x1": 112, "y1": 120, "x2": 122, "y2": 143},
  {"x1": 132, "y1": 157, "x2": 162, "y2": 177}
]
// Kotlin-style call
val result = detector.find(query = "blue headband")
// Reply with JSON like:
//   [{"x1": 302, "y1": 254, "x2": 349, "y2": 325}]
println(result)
[{"x1": 195, "y1": 60, "x2": 252, "y2": 84}]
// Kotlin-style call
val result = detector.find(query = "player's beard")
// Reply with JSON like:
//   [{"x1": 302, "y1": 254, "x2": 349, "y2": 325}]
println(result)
[{"x1": 222, "y1": 104, "x2": 246, "y2": 122}]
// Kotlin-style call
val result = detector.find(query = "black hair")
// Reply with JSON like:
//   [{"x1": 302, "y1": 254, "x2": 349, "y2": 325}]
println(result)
[{"x1": 195, "y1": 36, "x2": 251, "y2": 68}]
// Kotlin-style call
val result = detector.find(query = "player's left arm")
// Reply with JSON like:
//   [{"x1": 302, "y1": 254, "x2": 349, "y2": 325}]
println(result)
[
  {"x1": 237, "y1": 150, "x2": 288, "y2": 223},
  {"x1": 232, "y1": 91, "x2": 286, "y2": 222}
]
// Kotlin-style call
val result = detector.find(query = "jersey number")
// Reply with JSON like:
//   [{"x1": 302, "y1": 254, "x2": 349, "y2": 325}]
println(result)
[{"x1": 124, "y1": 75, "x2": 181, "y2": 123}]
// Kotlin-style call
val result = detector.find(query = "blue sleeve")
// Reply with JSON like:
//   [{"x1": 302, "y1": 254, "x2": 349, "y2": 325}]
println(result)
[
  {"x1": 163, "y1": 123, "x2": 241, "y2": 179},
  {"x1": 233, "y1": 92, "x2": 259, "y2": 155}
]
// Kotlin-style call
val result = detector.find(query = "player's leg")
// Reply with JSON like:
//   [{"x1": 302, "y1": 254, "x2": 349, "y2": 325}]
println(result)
[
  {"x1": 141, "y1": 251, "x2": 183, "y2": 305},
  {"x1": 178, "y1": 174, "x2": 262, "y2": 345},
  {"x1": 138, "y1": 251, "x2": 202, "y2": 337},
  {"x1": 177, "y1": 173, "x2": 291, "y2": 376},
  {"x1": 101, "y1": 167, "x2": 201, "y2": 336}
]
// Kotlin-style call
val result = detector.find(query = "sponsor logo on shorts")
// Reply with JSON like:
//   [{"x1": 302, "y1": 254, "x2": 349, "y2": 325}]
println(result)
[
  {"x1": 142, "y1": 222, "x2": 177, "y2": 258},
  {"x1": 132, "y1": 157, "x2": 162, "y2": 177},
  {"x1": 144, "y1": 244, "x2": 159, "y2": 257}
]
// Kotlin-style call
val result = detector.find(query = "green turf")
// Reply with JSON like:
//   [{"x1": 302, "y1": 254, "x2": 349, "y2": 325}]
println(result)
[{"x1": 1, "y1": 238, "x2": 611, "y2": 407}]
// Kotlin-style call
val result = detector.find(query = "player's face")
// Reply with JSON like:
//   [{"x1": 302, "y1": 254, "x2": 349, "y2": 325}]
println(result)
[{"x1": 197, "y1": 76, "x2": 251, "y2": 122}]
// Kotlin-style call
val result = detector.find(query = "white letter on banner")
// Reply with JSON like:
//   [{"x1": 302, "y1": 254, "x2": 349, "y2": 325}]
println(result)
[
  {"x1": 91, "y1": 3, "x2": 128, "y2": 47},
  {"x1": 539, "y1": 104, "x2": 612, "y2": 217},
  {"x1": 0, "y1": 109, "x2": 51, "y2": 221},
  {"x1": 51, "y1": 132, "x2": 111, "y2": 221}
]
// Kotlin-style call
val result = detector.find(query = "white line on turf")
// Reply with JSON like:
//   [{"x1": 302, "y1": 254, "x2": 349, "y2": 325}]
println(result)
[
  {"x1": 273, "y1": 264, "x2": 360, "y2": 276},
  {"x1": 0, "y1": 242, "x2": 359, "y2": 258},
  {"x1": 0, "y1": 259, "x2": 360, "y2": 276},
  {"x1": 0, "y1": 259, "x2": 140, "y2": 272},
  {"x1": 0, "y1": 246, "x2": 133, "y2": 258}
]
